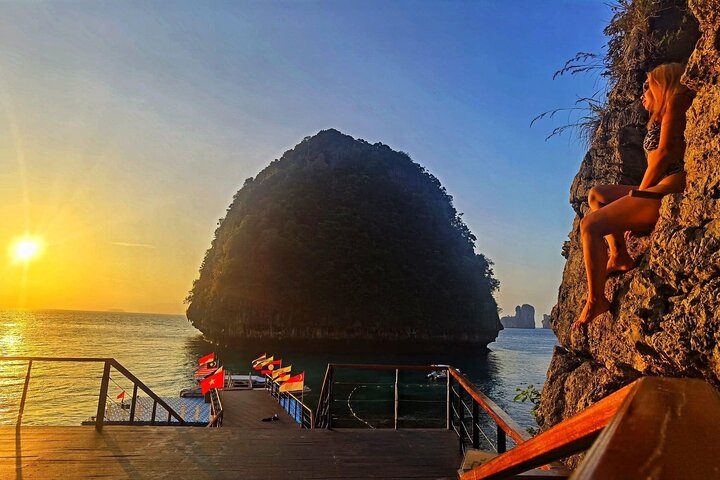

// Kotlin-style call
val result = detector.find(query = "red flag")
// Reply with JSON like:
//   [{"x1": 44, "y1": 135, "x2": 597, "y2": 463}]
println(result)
[
  {"x1": 261, "y1": 360, "x2": 282, "y2": 375},
  {"x1": 279, "y1": 372, "x2": 304, "y2": 393},
  {"x1": 198, "y1": 352, "x2": 215, "y2": 365},
  {"x1": 117, "y1": 391, "x2": 125, "y2": 400},
  {"x1": 200, "y1": 367, "x2": 225, "y2": 395}
]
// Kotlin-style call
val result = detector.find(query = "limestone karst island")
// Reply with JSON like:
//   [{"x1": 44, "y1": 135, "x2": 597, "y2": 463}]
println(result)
[
  {"x1": 186, "y1": 129, "x2": 502, "y2": 347},
  {"x1": 2, "y1": 0, "x2": 720, "y2": 479}
]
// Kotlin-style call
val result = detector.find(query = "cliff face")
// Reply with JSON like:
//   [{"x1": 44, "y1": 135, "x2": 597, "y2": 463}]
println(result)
[
  {"x1": 537, "y1": 0, "x2": 715, "y2": 465},
  {"x1": 187, "y1": 129, "x2": 502, "y2": 346},
  {"x1": 542, "y1": 314, "x2": 551, "y2": 329},
  {"x1": 500, "y1": 304, "x2": 536, "y2": 329}
]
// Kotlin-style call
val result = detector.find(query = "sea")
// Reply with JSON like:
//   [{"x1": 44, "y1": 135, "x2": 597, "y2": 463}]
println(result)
[{"x1": 0, "y1": 310, "x2": 558, "y2": 431}]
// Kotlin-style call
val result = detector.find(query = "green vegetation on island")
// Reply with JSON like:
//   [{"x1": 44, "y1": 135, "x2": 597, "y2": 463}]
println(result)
[{"x1": 186, "y1": 129, "x2": 501, "y2": 345}]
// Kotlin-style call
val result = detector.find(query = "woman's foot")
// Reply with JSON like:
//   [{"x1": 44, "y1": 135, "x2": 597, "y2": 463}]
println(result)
[
  {"x1": 572, "y1": 298, "x2": 611, "y2": 329},
  {"x1": 606, "y1": 254, "x2": 637, "y2": 277}
]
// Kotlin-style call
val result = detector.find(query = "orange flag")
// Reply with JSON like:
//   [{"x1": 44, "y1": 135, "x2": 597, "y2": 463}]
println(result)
[
  {"x1": 200, "y1": 367, "x2": 225, "y2": 394},
  {"x1": 279, "y1": 372, "x2": 304, "y2": 393}
]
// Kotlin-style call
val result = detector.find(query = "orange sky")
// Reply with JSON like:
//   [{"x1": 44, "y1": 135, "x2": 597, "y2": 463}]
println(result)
[
  {"x1": 0, "y1": 2, "x2": 606, "y2": 318},
  {"x1": 0, "y1": 183, "x2": 205, "y2": 314}
]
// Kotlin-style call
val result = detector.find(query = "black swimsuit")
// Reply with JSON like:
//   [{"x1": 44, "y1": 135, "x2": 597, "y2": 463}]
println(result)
[{"x1": 643, "y1": 121, "x2": 684, "y2": 177}]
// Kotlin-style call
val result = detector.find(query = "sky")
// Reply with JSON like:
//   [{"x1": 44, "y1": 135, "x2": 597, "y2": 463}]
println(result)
[{"x1": 0, "y1": 1, "x2": 610, "y2": 321}]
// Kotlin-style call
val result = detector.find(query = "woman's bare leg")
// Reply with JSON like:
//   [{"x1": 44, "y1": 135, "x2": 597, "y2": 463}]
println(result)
[
  {"x1": 587, "y1": 184, "x2": 637, "y2": 274},
  {"x1": 574, "y1": 195, "x2": 662, "y2": 328}
]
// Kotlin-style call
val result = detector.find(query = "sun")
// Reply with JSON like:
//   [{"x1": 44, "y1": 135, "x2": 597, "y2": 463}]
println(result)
[{"x1": 9, "y1": 236, "x2": 44, "y2": 263}]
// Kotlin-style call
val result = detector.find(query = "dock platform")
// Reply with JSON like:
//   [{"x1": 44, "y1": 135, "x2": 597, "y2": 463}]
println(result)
[
  {"x1": 2, "y1": 426, "x2": 461, "y2": 479},
  {"x1": 220, "y1": 389, "x2": 299, "y2": 428},
  {"x1": 82, "y1": 396, "x2": 212, "y2": 426}
]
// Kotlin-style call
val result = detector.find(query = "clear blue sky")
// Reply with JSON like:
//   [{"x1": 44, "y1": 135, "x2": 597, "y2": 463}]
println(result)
[{"x1": 0, "y1": 1, "x2": 610, "y2": 318}]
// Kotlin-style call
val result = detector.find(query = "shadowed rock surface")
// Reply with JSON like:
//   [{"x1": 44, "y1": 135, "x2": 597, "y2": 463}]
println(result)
[
  {"x1": 536, "y1": 0, "x2": 717, "y2": 469},
  {"x1": 186, "y1": 129, "x2": 501, "y2": 347}
]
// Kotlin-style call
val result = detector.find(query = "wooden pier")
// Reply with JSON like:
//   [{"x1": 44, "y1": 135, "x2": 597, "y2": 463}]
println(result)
[
  {"x1": 3, "y1": 357, "x2": 720, "y2": 479},
  {"x1": 2, "y1": 426, "x2": 461, "y2": 479},
  {"x1": 220, "y1": 389, "x2": 297, "y2": 428},
  {"x1": 0, "y1": 362, "x2": 464, "y2": 479}
]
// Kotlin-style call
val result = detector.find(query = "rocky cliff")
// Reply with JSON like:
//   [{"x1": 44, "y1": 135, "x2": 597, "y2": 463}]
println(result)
[
  {"x1": 500, "y1": 304, "x2": 536, "y2": 329},
  {"x1": 536, "y1": 0, "x2": 717, "y2": 467},
  {"x1": 542, "y1": 314, "x2": 551, "y2": 329},
  {"x1": 186, "y1": 129, "x2": 502, "y2": 346}
]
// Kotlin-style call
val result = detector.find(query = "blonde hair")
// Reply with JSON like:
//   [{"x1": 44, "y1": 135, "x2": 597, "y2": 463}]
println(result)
[{"x1": 646, "y1": 62, "x2": 690, "y2": 127}]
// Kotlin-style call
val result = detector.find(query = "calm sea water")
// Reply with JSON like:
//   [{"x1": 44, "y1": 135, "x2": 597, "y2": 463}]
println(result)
[{"x1": 0, "y1": 310, "x2": 557, "y2": 430}]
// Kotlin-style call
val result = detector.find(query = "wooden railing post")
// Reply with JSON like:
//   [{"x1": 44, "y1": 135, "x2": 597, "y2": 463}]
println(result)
[
  {"x1": 129, "y1": 384, "x2": 138, "y2": 423},
  {"x1": 17, "y1": 360, "x2": 33, "y2": 427},
  {"x1": 472, "y1": 400, "x2": 480, "y2": 449},
  {"x1": 497, "y1": 424, "x2": 507, "y2": 453},
  {"x1": 151, "y1": 400, "x2": 157, "y2": 425},
  {"x1": 95, "y1": 361, "x2": 111, "y2": 431},
  {"x1": 394, "y1": 368, "x2": 399, "y2": 430}
]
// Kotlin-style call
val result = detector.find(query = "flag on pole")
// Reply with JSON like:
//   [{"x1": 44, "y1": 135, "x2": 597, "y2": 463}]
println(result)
[
  {"x1": 200, "y1": 367, "x2": 225, "y2": 394},
  {"x1": 279, "y1": 372, "x2": 304, "y2": 393},
  {"x1": 198, "y1": 352, "x2": 215, "y2": 365},
  {"x1": 251, "y1": 353, "x2": 267, "y2": 364},
  {"x1": 261, "y1": 359, "x2": 282, "y2": 375},
  {"x1": 275, "y1": 373, "x2": 291, "y2": 382},
  {"x1": 195, "y1": 364, "x2": 219, "y2": 378},
  {"x1": 272, "y1": 365, "x2": 292, "y2": 380},
  {"x1": 117, "y1": 391, "x2": 126, "y2": 400},
  {"x1": 253, "y1": 356, "x2": 274, "y2": 370}
]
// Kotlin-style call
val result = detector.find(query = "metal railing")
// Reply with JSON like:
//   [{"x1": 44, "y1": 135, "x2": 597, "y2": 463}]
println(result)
[
  {"x1": 207, "y1": 388, "x2": 223, "y2": 427},
  {"x1": 266, "y1": 377, "x2": 313, "y2": 428},
  {"x1": 313, "y1": 364, "x2": 529, "y2": 453},
  {"x1": 1, "y1": 356, "x2": 184, "y2": 430},
  {"x1": 447, "y1": 367, "x2": 531, "y2": 454}
]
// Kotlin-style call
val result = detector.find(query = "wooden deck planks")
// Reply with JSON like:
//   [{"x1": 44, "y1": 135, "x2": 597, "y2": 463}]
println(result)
[
  {"x1": 219, "y1": 389, "x2": 299, "y2": 428},
  {"x1": 1, "y1": 426, "x2": 461, "y2": 479}
]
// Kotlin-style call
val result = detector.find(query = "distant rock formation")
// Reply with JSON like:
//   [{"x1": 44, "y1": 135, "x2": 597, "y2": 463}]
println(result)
[
  {"x1": 500, "y1": 304, "x2": 536, "y2": 329},
  {"x1": 536, "y1": 0, "x2": 712, "y2": 469},
  {"x1": 542, "y1": 314, "x2": 551, "y2": 329},
  {"x1": 186, "y1": 129, "x2": 502, "y2": 346}
]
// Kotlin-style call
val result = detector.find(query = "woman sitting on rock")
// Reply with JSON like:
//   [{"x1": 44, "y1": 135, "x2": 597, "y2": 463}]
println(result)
[{"x1": 573, "y1": 62, "x2": 694, "y2": 329}]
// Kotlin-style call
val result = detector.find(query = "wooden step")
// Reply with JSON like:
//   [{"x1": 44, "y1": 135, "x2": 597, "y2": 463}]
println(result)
[{"x1": 458, "y1": 449, "x2": 570, "y2": 479}]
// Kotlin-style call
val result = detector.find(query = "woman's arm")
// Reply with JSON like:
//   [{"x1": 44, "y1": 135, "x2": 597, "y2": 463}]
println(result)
[{"x1": 639, "y1": 94, "x2": 691, "y2": 190}]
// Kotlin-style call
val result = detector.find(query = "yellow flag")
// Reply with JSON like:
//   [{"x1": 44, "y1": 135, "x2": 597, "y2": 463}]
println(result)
[{"x1": 272, "y1": 365, "x2": 292, "y2": 379}]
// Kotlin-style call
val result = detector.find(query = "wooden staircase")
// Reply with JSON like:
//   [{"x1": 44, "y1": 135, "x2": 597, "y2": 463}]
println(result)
[
  {"x1": 459, "y1": 449, "x2": 570, "y2": 478},
  {"x1": 459, "y1": 377, "x2": 720, "y2": 480}
]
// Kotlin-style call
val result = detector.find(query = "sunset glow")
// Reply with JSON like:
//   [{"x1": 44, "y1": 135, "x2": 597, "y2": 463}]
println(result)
[
  {"x1": 9, "y1": 236, "x2": 43, "y2": 264},
  {"x1": 0, "y1": 2, "x2": 607, "y2": 315}
]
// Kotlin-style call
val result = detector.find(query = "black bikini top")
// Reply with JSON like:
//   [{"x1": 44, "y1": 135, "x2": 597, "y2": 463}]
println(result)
[
  {"x1": 643, "y1": 120, "x2": 685, "y2": 177},
  {"x1": 644, "y1": 121, "x2": 660, "y2": 152}
]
